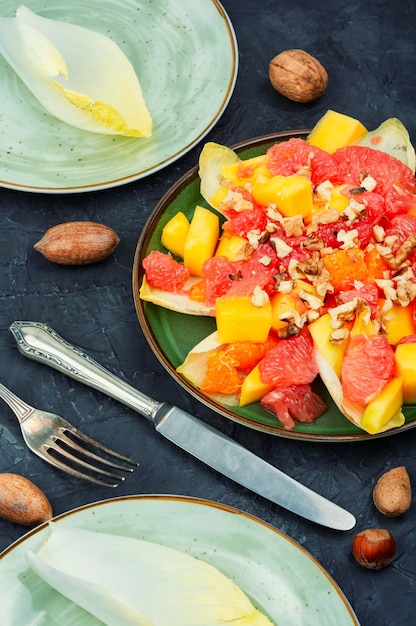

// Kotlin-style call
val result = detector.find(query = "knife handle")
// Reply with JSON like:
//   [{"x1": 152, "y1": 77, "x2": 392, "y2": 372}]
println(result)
[{"x1": 9, "y1": 321, "x2": 162, "y2": 422}]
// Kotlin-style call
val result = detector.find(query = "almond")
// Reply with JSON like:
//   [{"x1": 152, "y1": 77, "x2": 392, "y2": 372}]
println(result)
[
  {"x1": 34, "y1": 221, "x2": 120, "y2": 265},
  {"x1": 0, "y1": 473, "x2": 53, "y2": 526},
  {"x1": 373, "y1": 466, "x2": 412, "y2": 517}
]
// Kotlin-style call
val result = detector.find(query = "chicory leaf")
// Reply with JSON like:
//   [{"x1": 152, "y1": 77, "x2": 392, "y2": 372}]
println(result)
[
  {"x1": 26, "y1": 524, "x2": 272, "y2": 625},
  {"x1": 0, "y1": 6, "x2": 152, "y2": 137}
]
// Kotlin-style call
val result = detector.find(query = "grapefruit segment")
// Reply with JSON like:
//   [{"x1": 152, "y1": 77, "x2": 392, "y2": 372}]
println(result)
[{"x1": 261, "y1": 384, "x2": 327, "y2": 430}]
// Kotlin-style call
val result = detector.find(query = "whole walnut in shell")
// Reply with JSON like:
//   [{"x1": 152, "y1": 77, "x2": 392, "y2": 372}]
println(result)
[{"x1": 269, "y1": 49, "x2": 328, "y2": 103}]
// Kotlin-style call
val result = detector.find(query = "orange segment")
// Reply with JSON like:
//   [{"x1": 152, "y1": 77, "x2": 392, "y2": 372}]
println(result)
[
  {"x1": 322, "y1": 247, "x2": 368, "y2": 292},
  {"x1": 364, "y1": 246, "x2": 391, "y2": 282},
  {"x1": 200, "y1": 350, "x2": 242, "y2": 395}
]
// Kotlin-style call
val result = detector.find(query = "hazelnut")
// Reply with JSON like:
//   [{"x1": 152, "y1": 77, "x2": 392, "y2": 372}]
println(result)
[
  {"x1": 352, "y1": 528, "x2": 396, "y2": 570},
  {"x1": 269, "y1": 49, "x2": 328, "y2": 103},
  {"x1": 373, "y1": 466, "x2": 412, "y2": 517}
]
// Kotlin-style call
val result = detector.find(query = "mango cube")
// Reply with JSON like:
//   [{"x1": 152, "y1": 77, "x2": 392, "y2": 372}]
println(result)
[
  {"x1": 394, "y1": 342, "x2": 416, "y2": 403},
  {"x1": 308, "y1": 110, "x2": 367, "y2": 153},
  {"x1": 239, "y1": 363, "x2": 274, "y2": 407},
  {"x1": 379, "y1": 300, "x2": 416, "y2": 345},
  {"x1": 271, "y1": 292, "x2": 304, "y2": 331},
  {"x1": 215, "y1": 233, "x2": 248, "y2": 261},
  {"x1": 360, "y1": 377, "x2": 403, "y2": 434},
  {"x1": 183, "y1": 205, "x2": 220, "y2": 277},
  {"x1": 215, "y1": 295, "x2": 272, "y2": 344},
  {"x1": 308, "y1": 312, "x2": 350, "y2": 377},
  {"x1": 209, "y1": 186, "x2": 229, "y2": 210},
  {"x1": 252, "y1": 174, "x2": 313, "y2": 218},
  {"x1": 350, "y1": 305, "x2": 378, "y2": 337},
  {"x1": 161, "y1": 212, "x2": 190, "y2": 258},
  {"x1": 329, "y1": 184, "x2": 350, "y2": 212},
  {"x1": 221, "y1": 155, "x2": 269, "y2": 186}
]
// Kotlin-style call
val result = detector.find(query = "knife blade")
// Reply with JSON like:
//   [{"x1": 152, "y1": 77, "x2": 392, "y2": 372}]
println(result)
[{"x1": 9, "y1": 320, "x2": 355, "y2": 531}]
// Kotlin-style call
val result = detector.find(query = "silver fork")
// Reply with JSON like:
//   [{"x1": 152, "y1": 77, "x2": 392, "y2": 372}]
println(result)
[{"x1": 0, "y1": 382, "x2": 138, "y2": 487}]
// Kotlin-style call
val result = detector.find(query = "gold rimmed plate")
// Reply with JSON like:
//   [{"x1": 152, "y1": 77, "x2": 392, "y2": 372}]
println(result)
[
  {"x1": 132, "y1": 131, "x2": 416, "y2": 442},
  {"x1": 0, "y1": 0, "x2": 237, "y2": 193},
  {"x1": 0, "y1": 495, "x2": 360, "y2": 625}
]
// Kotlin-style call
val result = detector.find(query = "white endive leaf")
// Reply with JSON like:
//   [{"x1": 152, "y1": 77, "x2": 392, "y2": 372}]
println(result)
[
  {"x1": 0, "y1": 6, "x2": 152, "y2": 137},
  {"x1": 26, "y1": 524, "x2": 272, "y2": 626},
  {"x1": 199, "y1": 141, "x2": 240, "y2": 210},
  {"x1": 314, "y1": 349, "x2": 405, "y2": 434},
  {"x1": 139, "y1": 275, "x2": 215, "y2": 316},
  {"x1": 177, "y1": 331, "x2": 239, "y2": 406},
  {"x1": 356, "y1": 118, "x2": 415, "y2": 173}
]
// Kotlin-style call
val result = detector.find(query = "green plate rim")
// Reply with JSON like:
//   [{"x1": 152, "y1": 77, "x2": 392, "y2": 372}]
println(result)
[{"x1": 132, "y1": 130, "x2": 416, "y2": 442}]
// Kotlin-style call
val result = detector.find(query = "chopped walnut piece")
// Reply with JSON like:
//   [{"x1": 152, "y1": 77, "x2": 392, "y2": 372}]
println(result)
[
  {"x1": 281, "y1": 215, "x2": 304, "y2": 237},
  {"x1": 306, "y1": 309, "x2": 321, "y2": 323},
  {"x1": 337, "y1": 228, "x2": 359, "y2": 250},
  {"x1": 373, "y1": 225, "x2": 386, "y2": 242},
  {"x1": 270, "y1": 236, "x2": 293, "y2": 259},
  {"x1": 360, "y1": 174, "x2": 377, "y2": 192},
  {"x1": 250, "y1": 286, "x2": 269, "y2": 307},
  {"x1": 220, "y1": 190, "x2": 253, "y2": 213},
  {"x1": 303, "y1": 234, "x2": 326, "y2": 251},
  {"x1": 376, "y1": 236, "x2": 416, "y2": 270},
  {"x1": 329, "y1": 327, "x2": 350, "y2": 345},
  {"x1": 375, "y1": 279, "x2": 397, "y2": 302},
  {"x1": 299, "y1": 289, "x2": 324, "y2": 311},
  {"x1": 233, "y1": 242, "x2": 255, "y2": 263},
  {"x1": 315, "y1": 180, "x2": 334, "y2": 201},
  {"x1": 397, "y1": 281, "x2": 416, "y2": 307},
  {"x1": 277, "y1": 280, "x2": 296, "y2": 293},
  {"x1": 328, "y1": 299, "x2": 359, "y2": 328}
]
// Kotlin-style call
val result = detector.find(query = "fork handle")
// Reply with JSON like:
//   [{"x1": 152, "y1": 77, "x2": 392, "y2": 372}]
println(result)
[{"x1": 10, "y1": 321, "x2": 163, "y2": 423}]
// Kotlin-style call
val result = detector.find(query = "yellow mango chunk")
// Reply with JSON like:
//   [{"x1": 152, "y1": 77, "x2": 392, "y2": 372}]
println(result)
[
  {"x1": 308, "y1": 110, "x2": 367, "y2": 153},
  {"x1": 308, "y1": 312, "x2": 350, "y2": 378},
  {"x1": 379, "y1": 300, "x2": 416, "y2": 345},
  {"x1": 252, "y1": 174, "x2": 313, "y2": 217},
  {"x1": 183, "y1": 205, "x2": 220, "y2": 277},
  {"x1": 239, "y1": 363, "x2": 274, "y2": 407},
  {"x1": 328, "y1": 184, "x2": 350, "y2": 212},
  {"x1": 350, "y1": 305, "x2": 378, "y2": 337},
  {"x1": 394, "y1": 342, "x2": 416, "y2": 403},
  {"x1": 221, "y1": 155, "x2": 268, "y2": 186},
  {"x1": 360, "y1": 377, "x2": 403, "y2": 434},
  {"x1": 209, "y1": 186, "x2": 229, "y2": 210},
  {"x1": 270, "y1": 279, "x2": 316, "y2": 331},
  {"x1": 254, "y1": 174, "x2": 314, "y2": 216},
  {"x1": 161, "y1": 212, "x2": 190, "y2": 258},
  {"x1": 271, "y1": 292, "x2": 303, "y2": 331},
  {"x1": 216, "y1": 296, "x2": 272, "y2": 343},
  {"x1": 215, "y1": 233, "x2": 248, "y2": 261}
]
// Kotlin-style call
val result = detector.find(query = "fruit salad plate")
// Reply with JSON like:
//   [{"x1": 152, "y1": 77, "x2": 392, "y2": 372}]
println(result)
[
  {"x1": 133, "y1": 130, "x2": 416, "y2": 442},
  {"x1": 0, "y1": 495, "x2": 360, "y2": 625},
  {"x1": 0, "y1": 0, "x2": 237, "y2": 193}
]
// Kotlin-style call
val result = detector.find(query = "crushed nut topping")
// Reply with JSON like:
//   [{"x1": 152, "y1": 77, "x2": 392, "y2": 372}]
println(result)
[
  {"x1": 337, "y1": 228, "x2": 359, "y2": 250},
  {"x1": 329, "y1": 327, "x2": 350, "y2": 345},
  {"x1": 270, "y1": 236, "x2": 293, "y2": 259},
  {"x1": 298, "y1": 289, "x2": 324, "y2": 311},
  {"x1": 250, "y1": 285, "x2": 269, "y2": 307},
  {"x1": 328, "y1": 299, "x2": 359, "y2": 328}
]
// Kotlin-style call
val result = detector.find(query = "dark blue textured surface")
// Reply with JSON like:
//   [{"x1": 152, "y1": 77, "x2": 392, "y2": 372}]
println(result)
[{"x1": 1, "y1": 1, "x2": 416, "y2": 624}]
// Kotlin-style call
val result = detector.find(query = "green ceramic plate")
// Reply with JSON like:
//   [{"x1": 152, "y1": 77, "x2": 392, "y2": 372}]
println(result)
[
  {"x1": 132, "y1": 131, "x2": 416, "y2": 442},
  {"x1": 0, "y1": 495, "x2": 360, "y2": 625},
  {"x1": 0, "y1": 0, "x2": 237, "y2": 193}
]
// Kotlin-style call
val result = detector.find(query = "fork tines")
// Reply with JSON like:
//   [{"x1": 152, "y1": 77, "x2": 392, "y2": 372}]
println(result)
[{"x1": 44, "y1": 426, "x2": 139, "y2": 488}]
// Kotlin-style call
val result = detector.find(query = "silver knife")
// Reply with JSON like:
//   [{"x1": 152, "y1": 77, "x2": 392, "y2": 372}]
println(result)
[{"x1": 9, "y1": 320, "x2": 355, "y2": 531}]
